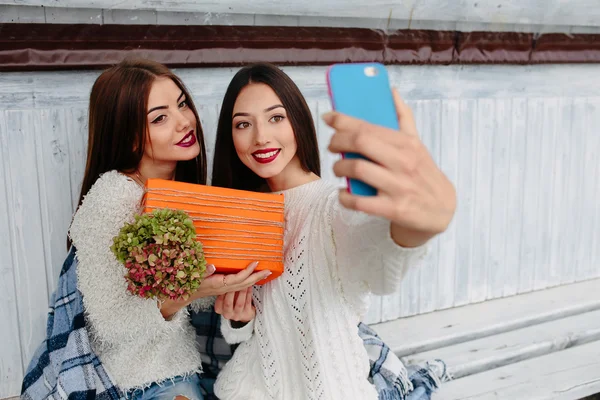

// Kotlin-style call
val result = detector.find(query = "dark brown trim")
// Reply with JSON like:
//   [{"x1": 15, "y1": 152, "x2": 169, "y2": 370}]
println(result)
[{"x1": 1, "y1": 23, "x2": 600, "y2": 71}]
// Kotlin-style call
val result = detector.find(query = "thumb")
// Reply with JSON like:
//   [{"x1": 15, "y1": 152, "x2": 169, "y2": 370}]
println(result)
[{"x1": 392, "y1": 88, "x2": 418, "y2": 137}]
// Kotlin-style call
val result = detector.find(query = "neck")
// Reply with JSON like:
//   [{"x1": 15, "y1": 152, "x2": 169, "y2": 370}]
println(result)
[
  {"x1": 135, "y1": 160, "x2": 177, "y2": 185},
  {"x1": 267, "y1": 168, "x2": 319, "y2": 192}
]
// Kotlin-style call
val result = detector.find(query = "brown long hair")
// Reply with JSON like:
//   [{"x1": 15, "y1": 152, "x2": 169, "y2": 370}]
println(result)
[
  {"x1": 211, "y1": 63, "x2": 320, "y2": 191},
  {"x1": 69, "y1": 58, "x2": 207, "y2": 246}
]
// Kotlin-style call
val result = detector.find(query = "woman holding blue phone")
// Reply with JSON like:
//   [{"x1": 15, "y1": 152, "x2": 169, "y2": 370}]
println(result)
[{"x1": 209, "y1": 63, "x2": 456, "y2": 399}]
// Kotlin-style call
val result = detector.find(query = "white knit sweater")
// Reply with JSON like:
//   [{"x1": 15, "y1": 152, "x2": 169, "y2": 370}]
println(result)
[
  {"x1": 215, "y1": 179, "x2": 426, "y2": 400},
  {"x1": 69, "y1": 171, "x2": 206, "y2": 391}
]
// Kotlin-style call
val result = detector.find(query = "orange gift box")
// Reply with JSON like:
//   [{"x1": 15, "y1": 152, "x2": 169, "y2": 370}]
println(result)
[{"x1": 142, "y1": 179, "x2": 285, "y2": 284}]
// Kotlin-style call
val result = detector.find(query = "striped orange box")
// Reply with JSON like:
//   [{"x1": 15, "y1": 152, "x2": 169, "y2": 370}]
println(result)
[{"x1": 142, "y1": 179, "x2": 284, "y2": 284}]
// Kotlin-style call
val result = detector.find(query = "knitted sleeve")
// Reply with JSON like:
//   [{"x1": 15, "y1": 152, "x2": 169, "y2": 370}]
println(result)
[{"x1": 328, "y1": 193, "x2": 427, "y2": 296}]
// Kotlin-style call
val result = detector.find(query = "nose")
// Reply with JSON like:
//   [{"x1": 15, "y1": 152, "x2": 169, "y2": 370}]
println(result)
[
  {"x1": 254, "y1": 121, "x2": 270, "y2": 146},
  {"x1": 175, "y1": 109, "x2": 193, "y2": 131}
]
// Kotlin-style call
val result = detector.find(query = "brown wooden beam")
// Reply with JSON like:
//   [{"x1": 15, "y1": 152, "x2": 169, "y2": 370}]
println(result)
[{"x1": 1, "y1": 23, "x2": 599, "y2": 71}]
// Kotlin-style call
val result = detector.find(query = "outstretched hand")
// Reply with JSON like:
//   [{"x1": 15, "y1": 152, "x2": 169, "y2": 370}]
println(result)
[{"x1": 324, "y1": 89, "x2": 456, "y2": 248}]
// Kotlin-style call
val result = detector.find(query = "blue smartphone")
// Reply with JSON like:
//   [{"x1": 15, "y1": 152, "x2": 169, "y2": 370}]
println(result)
[{"x1": 326, "y1": 62, "x2": 398, "y2": 196}]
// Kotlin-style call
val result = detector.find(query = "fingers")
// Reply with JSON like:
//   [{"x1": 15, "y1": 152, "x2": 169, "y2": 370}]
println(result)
[
  {"x1": 391, "y1": 88, "x2": 418, "y2": 136},
  {"x1": 332, "y1": 158, "x2": 409, "y2": 194},
  {"x1": 214, "y1": 287, "x2": 255, "y2": 322},
  {"x1": 202, "y1": 264, "x2": 216, "y2": 279},
  {"x1": 244, "y1": 286, "x2": 253, "y2": 311},
  {"x1": 223, "y1": 261, "x2": 271, "y2": 289},
  {"x1": 235, "y1": 287, "x2": 248, "y2": 314},
  {"x1": 223, "y1": 291, "x2": 236, "y2": 313},
  {"x1": 233, "y1": 261, "x2": 259, "y2": 281},
  {"x1": 214, "y1": 293, "x2": 223, "y2": 314},
  {"x1": 241, "y1": 270, "x2": 272, "y2": 288},
  {"x1": 337, "y1": 189, "x2": 397, "y2": 220}
]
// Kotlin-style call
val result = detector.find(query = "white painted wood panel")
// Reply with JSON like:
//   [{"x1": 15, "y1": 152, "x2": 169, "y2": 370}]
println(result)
[
  {"x1": 0, "y1": 112, "x2": 24, "y2": 400},
  {"x1": 1, "y1": 64, "x2": 600, "y2": 398},
  {"x1": 404, "y1": 308, "x2": 600, "y2": 379},
  {"x1": 487, "y1": 98, "x2": 511, "y2": 299},
  {"x1": 436, "y1": 339, "x2": 600, "y2": 400},
  {"x1": 34, "y1": 109, "x2": 75, "y2": 292},
  {"x1": 4, "y1": 3, "x2": 600, "y2": 33},
  {"x1": 1, "y1": 0, "x2": 599, "y2": 27},
  {"x1": 374, "y1": 278, "x2": 600, "y2": 357},
  {"x1": 2, "y1": 111, "x2": 50, "y2": 370}
]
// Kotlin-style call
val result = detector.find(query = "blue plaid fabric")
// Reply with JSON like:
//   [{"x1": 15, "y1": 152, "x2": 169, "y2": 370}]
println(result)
[{"x1": 21, "y1": 247, "x2": 121, "y2": 400}]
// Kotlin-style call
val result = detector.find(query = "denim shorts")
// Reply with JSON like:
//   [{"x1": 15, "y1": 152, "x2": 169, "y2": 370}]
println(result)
[{"x1": 124, "y1": 374, "x2": 204, "y2": 400}]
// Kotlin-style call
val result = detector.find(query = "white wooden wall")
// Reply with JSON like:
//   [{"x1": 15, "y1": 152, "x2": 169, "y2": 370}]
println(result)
[
  {"x1": 1, "y1": 64, "x2": 600, "y2": 397},
  {"x1": 1, "y1": 0, "x2": 600, "y2": 29},
  {"x1": 2, "y1": 1, "x2": 600, "y2": 34}
]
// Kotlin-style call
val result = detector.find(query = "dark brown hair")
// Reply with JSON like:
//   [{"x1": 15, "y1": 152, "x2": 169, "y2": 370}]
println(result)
[
  {"x1": 211, "y1": 63, "x2": 320, "y2": 191},
  {"x1": 70, "y1": 58, "x2": 207, "y2": 246}
]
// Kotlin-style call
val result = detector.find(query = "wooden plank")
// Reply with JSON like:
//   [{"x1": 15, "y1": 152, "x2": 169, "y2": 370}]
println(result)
[
  {"x1": 66, "y1": 108, "x2": 88, "y2": 210},
  {"x1": 452, "y1": 98, "x2": 476, "y2": 307},
  {"x1": 197, "y1": 102, "x2": 220, "y2": 182},
  {"x1": 436, "y1": 339, "x2": 600, "y2": 400},
  {"x1": 518, "y1": 98, "x2": 544, "y2": 293},
  {"x1": 435, "y1": 99, "x2": 459, "y2": 311},
  {"x1": 372, "y1": 278, "x2": 600, "y2": 357},
  {"x1": 470, "y1": 98, "x2": 494, "y2": 303},
  {"x1": 5, "y1": 66, "x2": 600, "y2": 111},
  {"x1": 532, "y1": 98, "x2": 559, "y2": 291},
  {"x1": 552, "y1": 98, "x2": 575, "y2": 288},
  {"x1": 34, "y1": 109, "x2": 73, "y2": 291},
  {"x1": 502, "y1": 97, "x2": 527, "y2": 298},
  {"x1": 487, "y1": 98, "x2": 511, "y2": 299},
  {"x1": 565, "y1": 99, "x2": 587, "y2": 284},
  {"x1": 545, "y1": 98, "x2": 566, "y2": 288},
  {"x1": 0, "y1": 0, "x2": 598, "y2": 27},
  {"x1": 577, "y1": 98, "x2": 598, "y2": 281},
  {"x1": 0, "y1": 112, "x2": 24, "y2": 400},
  {"x1": 2, "y1": 110, "x2": 50, "y2": 369},
  {"x1": 589, "y1": 98, "x2": 600, "y2": 282},
  {"x1": 403, "y1": 308, "x2": 600, "y2": 379}
]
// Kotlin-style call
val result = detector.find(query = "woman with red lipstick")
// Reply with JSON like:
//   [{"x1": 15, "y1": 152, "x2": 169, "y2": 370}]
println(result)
[
  {"x1": 65, "y1": 58, "x2": 269, "y2": 400},
  {"x1": 209, "y1": 63, "x2": 456, "y2": 399}
]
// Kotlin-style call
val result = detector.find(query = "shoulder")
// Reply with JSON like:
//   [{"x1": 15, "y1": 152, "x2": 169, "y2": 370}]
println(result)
[
  {"x1": 69, "y1": 170, "x2": 143, "y2": 244},
  {"x1": 78, "y1": 170, "x2": 142, "y2": 216}
]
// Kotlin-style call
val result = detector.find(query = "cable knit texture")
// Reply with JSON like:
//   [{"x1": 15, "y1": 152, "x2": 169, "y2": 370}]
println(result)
[
  {"x1": 68, "y1": 170, "x2": 203, "y2": 392},
  {"x1": 215, "y1": 179, "x2": 426, "y2": 400}
]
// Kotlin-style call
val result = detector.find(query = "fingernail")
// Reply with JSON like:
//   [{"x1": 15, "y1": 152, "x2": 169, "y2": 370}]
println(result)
[
  {"x1": 249, "y1": 261, "x2": 259, "y2": 268},
  {"x1": 264, "y1": 270, "x2": 272, "y2": 276},
  {"x1": 206, "y1": 264, "x2": 216, "y2": 274}
]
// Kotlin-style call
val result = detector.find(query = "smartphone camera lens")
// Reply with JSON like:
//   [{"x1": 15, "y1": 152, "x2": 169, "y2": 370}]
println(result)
[{"x1": 364, "y1": 66, "x2": 378, "y2": 77}]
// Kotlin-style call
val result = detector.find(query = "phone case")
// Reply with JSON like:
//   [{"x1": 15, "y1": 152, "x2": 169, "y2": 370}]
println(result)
[{"x1": 326, "y1": 62, "x2": 398, "y2": 196}]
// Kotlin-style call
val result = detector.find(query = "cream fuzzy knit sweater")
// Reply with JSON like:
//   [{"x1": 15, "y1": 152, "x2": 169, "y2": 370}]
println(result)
[
  {"x1": 69, "y1": 171, "x2": 209, "y2": 391},
  {"x1": 215, "y1": 179, "x2": 426, "y2": 400}
]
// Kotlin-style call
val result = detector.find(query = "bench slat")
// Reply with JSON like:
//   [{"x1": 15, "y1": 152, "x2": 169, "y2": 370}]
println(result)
[
  {"x1": 402, "y1": 308, "x2": 600, "y2": 379},
  {"x1": 435, "y1": 339, "x2": 600, "y2": 400},
  {"x1": 373, "y1": 278, "x2": 600, "y2": 357}
]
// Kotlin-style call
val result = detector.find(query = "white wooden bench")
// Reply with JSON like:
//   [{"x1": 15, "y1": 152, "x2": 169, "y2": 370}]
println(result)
[{"x1": 372, "y1": 278, "x2": 600, "y2": 400}]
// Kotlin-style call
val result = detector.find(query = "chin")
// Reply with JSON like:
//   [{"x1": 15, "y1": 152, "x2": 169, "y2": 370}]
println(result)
[
  {"x1": 180, "y1": 145, "x2": 201, "y2": 161},
  {"x1": 249, "y1": 163, "x2": 285, "y2": 180}
]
